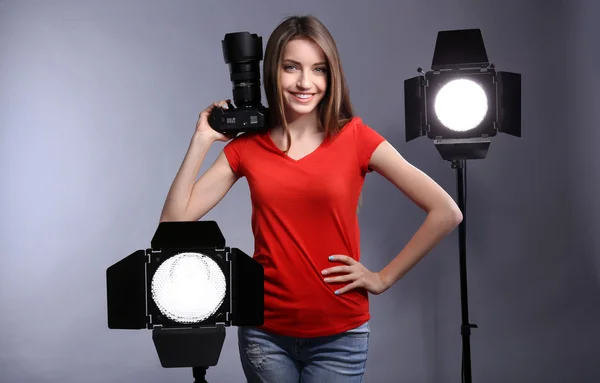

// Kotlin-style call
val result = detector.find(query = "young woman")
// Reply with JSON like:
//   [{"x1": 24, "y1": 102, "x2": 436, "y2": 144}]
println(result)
[{"x1": 160, "y1": 15, "x2": 462, "y2": 383}]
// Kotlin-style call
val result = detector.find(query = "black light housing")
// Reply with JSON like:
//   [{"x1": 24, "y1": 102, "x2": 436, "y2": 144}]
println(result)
[
  {"x1": 404, "y1": 28, "x2": 521, "y2": 160},
  {"x1": 106, "y1": 220, "x2": 264, "y2": 373}
]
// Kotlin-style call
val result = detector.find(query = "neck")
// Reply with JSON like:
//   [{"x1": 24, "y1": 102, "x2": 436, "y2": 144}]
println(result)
[{"x1": 281, "y1": 109, "x2": 322, "y2": 138}]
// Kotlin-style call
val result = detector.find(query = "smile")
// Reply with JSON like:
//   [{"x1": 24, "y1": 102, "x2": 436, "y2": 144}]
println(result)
[{"x1": 291, "y1": 92, "x2": 316, "y2": 102}]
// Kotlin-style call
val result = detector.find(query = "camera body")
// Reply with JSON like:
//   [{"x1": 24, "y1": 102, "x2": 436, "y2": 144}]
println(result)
[
  {"x1": 208, "y1": 32, "x2": 271, "y2": 134},
  {"x1": 209, "y1": 101, "x2": 269, "y2": 135}
]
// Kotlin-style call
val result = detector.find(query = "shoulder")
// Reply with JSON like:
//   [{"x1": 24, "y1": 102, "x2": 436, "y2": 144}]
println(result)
[
  {"x1": 338, "y1": 116, "x2": 382, "y2": 138},
  {"x1": 230, "y1": 130, "x2": 263, "y2": 143},
  {"x1": 342, "y1": 116, "x2": 386, "y2": 144},
  {"x1": 339, "y1": 116, "x2": 387, "y2": 173},
  {"x1": 339, "y1": 116, "x2": 364, "y2": 132},
  {"x1": 223, "y1": 130, "x2": 265, "y2": 172},
  {"x1": 225, "y1": 130, "x2": 264, "y2": 150}
]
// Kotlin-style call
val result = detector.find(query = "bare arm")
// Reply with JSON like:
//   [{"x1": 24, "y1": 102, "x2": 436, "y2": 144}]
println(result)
[
  {"x1": 159, "y1": 133, "x2": 238, "y2": 222},
  {"x1": 160, "y1": 100, "x2": 238, "y2": 222},
  {"x1": 368, "y1": 141, "x2": 463, "y2": 289}
]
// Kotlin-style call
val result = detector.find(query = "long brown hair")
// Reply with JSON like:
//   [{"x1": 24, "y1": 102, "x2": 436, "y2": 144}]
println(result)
[{"x1": 263, "y1": 15, "x2": 354, "y2": 152}]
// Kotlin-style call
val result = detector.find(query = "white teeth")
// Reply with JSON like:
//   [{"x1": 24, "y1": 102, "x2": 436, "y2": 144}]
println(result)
[{"x1": 294, "y1": 93, "x2": 313, "y2": 99}]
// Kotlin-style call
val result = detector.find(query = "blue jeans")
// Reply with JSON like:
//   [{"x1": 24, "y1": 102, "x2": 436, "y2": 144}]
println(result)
[{"x1": 237, "y1": 321, "x2": 370, "y2": 383}]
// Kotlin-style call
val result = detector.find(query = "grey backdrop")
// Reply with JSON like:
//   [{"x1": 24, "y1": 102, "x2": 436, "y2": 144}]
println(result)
[{"x1": 1, "y1": 0, "x2": 598, "y2": 382}]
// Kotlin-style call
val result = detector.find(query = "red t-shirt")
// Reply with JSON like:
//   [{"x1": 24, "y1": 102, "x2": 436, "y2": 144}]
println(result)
[{"x1": 223, "y1": 116, "x2": 386, "y2": 338}]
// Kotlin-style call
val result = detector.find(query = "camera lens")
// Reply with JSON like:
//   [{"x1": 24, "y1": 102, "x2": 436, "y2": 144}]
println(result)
[{"x1": 221, "y1": 32, "x2": 264, "y2": 108}]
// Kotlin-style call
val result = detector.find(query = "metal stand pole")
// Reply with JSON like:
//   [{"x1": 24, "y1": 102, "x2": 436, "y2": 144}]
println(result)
[{"x1": 451, "y1": 159, "x2": 478, "y2": 383}]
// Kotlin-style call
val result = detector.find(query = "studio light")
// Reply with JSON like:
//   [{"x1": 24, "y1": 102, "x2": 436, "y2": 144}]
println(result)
[
  {"x1": 106, "y1": 221, "x2": 264, "y2": 383},
  {"x1": 403, "y1": 29, "x2": 522, "y2": 383},
  {"x1": 404, "y1": 28, "x2": 521, "y2": 161}
]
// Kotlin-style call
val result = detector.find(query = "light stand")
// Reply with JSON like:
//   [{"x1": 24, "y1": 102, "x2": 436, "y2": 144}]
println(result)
[
  {"x1": 436, "y1": 141, "x2": 483, "y2": 383},
  {"x1": 404, "y1": 29, "x2": 522, "y2": 383},
  {"x1": 453, "y1": 159, "x2": 477, "y2": 383}
]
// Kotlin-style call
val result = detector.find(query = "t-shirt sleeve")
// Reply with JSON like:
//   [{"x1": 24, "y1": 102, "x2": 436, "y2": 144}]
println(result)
[
  {"x1": 223, "y1": 134, "x2": 249, "y2": 177},
  {"x1": 353, "y1": 118, "x2": 386, "y2": 174}
]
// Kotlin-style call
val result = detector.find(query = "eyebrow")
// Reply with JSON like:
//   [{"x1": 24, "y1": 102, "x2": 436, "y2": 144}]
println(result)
[{"x1": 282, "y1": 59, "x2": 328, "y2": 67}]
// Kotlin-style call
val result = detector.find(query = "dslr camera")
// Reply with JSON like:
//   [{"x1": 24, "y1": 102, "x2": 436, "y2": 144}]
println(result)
[{"x1": 208, "y1": 32, "x2": 270, "y2": 134}]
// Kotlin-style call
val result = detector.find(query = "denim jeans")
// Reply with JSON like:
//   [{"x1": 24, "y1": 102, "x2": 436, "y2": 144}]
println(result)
[{"x1": 237, "y1": 321, "x2": 370, "y2": 383}]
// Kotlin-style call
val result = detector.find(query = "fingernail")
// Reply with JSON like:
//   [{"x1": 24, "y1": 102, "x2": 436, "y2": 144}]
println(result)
[
  {"x1": 329, "y1": 256, "x2": 334, "y2": 261},
  {"x1": 335, "y1": 290, "x2": 340, "y2": 295}
]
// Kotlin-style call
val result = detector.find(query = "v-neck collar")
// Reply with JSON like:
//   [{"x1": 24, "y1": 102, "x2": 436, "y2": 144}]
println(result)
[{"x1": 263, "y1": 130, "x2": 332, "y2": 164}]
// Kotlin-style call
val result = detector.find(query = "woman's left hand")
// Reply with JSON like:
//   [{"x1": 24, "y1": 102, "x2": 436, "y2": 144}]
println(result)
[{"x1": 322, "y1": 254, "x2": 388, "y2": 295}]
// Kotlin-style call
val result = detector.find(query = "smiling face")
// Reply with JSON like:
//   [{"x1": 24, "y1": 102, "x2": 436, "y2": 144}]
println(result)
[
  {"x1": 278, "y1": 38, "x2": 329, "y2": 121},
  {"x1": 263, "y1": 15, "x2": 355, "y2": 145}
]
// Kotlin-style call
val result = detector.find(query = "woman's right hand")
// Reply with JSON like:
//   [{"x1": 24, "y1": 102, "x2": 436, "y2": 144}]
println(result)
[{"x1": 195, "y1": 99, "x2": 235, "y2": 142}]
